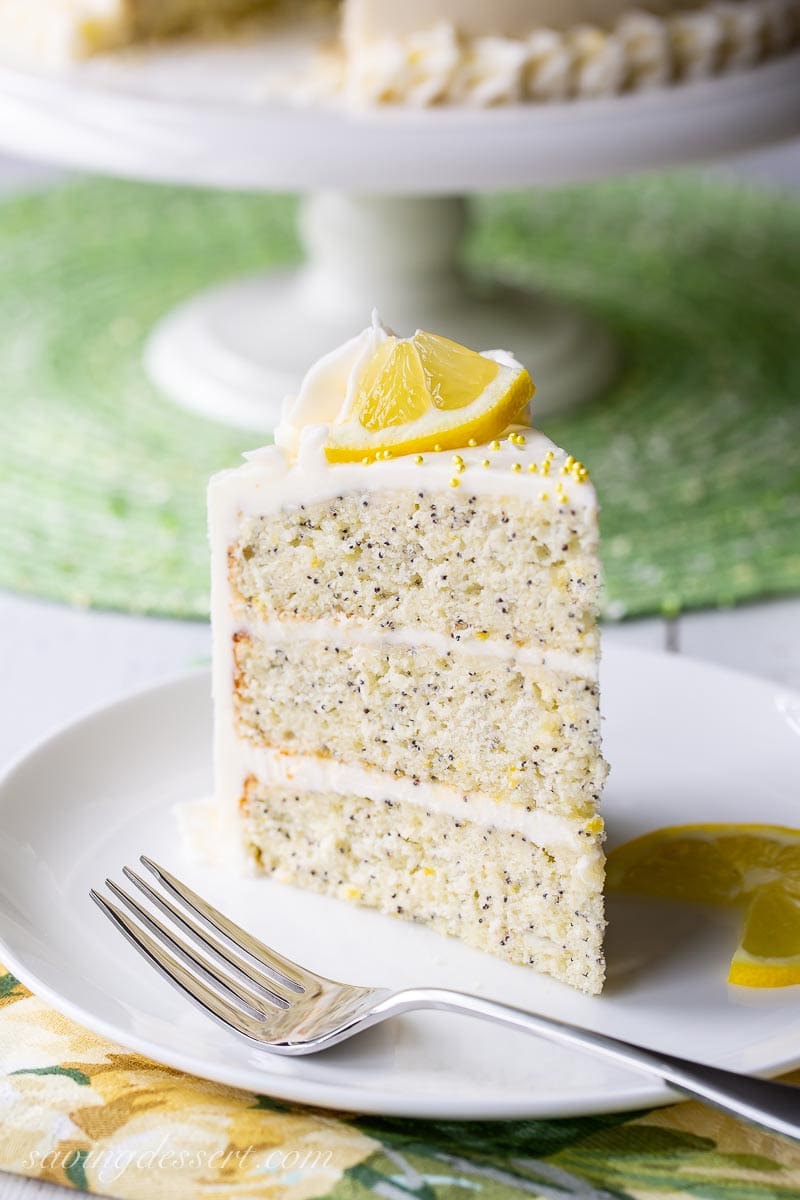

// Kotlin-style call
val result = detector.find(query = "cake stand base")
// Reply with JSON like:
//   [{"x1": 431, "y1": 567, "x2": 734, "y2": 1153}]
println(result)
[{"x1": 145, "y1": 194, "x2": 618, "y2": 431}]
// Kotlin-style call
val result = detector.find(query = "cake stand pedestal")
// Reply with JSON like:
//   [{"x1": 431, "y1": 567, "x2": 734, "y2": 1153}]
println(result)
[
  {"x1": 145, "y1": 192, "x2": 616, "y2": 427},
  {"x1": 0, "y1": 40, "x2": 798, "y2": 429}
]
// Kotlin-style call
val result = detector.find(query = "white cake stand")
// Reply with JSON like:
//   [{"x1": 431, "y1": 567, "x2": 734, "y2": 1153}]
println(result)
[{"x1": 1, "y1": 31, "x2": 799, "y2": 429}]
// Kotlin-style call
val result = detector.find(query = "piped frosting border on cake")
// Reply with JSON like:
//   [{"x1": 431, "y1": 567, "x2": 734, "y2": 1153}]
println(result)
[{"x1": 337, "y1": 0, "x2": 800, "y2": 106}]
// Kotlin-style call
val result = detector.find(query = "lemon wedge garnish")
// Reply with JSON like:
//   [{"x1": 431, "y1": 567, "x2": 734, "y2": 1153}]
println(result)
[
  {"x1": 730, "y1": 883, "x2": 800, "y2": 987},
  {"x1": 607, "y1": 823, "x2": 800, "y2": 988},
  {"x1": 324, "y1": 329, "x2": 534, "y2": 463}
]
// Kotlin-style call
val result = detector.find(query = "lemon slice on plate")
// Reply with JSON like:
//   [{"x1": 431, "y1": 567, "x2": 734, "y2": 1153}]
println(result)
[
  {"x1": 607, "y1": 824, "x2": 800, "y2": 987},
  {"x1": 730, "y1": 883, "x2": 800, "y2": 987},
  {"x1": 324, "y1": 330, "x2": 534, "y2": 463}
]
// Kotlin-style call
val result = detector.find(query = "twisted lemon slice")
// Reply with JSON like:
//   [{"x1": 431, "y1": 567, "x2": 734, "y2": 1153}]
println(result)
[
  {"x1": 324, "y1": 330, "x2": 534, "y2": 463},
  {"x1": 607, "y1": 824, "x2": 800, "y2": 987}
]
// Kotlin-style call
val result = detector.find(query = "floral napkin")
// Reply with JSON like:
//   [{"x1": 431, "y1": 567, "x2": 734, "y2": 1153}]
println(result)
[{"x1": 2, "y1": 965, "x2": 799, "y2": 1199}]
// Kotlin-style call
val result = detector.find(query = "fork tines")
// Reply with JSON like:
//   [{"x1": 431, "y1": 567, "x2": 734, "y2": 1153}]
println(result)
[{"x1": 90, "y1": 857, "x2": 310, "y2": 1037}]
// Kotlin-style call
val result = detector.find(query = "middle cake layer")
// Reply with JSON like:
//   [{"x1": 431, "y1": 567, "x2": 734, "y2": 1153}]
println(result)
[{"x1": 232, "y1": 631, "x2": 605, "y2": 816}]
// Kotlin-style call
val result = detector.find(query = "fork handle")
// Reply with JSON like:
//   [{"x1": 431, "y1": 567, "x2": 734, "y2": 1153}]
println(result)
[{"x1": 392, "y1": 988, "x2": 800, "y2": 1141}]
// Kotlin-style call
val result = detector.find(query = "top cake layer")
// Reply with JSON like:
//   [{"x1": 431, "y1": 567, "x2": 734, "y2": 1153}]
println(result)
[{"x1": 212, "y1": 429, "x2": 600, "y2": 663}]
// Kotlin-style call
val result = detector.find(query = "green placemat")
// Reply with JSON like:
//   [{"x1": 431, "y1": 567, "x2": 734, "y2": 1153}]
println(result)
[{"x1": 0, "y1": 176, "x2": 798, "y2": 620}]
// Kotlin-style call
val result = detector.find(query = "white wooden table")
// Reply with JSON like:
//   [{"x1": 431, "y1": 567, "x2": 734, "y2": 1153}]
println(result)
[{"x1": 1, "y1": 141, "x2": 799, "y2": 1199}]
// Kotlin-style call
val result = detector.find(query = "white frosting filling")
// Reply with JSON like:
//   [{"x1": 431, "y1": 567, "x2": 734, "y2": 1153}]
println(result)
[
  {"x1": 276, "y1": 311, "x2": 389, "y2": 457},
  {"x1": 238, "y1": 615, "x2": 600, "y2": 681},
  {"x1": 240, "y1": 746, "x2": 585, "y2": 845},
  {"x1": 236, "y1": 744, "x2": 602, "y2": 857}
]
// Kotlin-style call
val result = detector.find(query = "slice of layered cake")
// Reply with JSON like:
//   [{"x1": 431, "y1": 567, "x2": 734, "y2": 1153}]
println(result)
[{"x1": 209, "y1": 317, "x2": 608, "y2": 993}]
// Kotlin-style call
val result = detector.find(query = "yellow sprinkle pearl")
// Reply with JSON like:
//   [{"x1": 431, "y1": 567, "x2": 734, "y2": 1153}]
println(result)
[
  {"x1": 449, "y1": 476, "x2": 461, "y2": 488},
  {"x1": 511, "y1": 462, "x2": 522, "y2": 473},
  {"x1": 433, "y1": 444, "x2": 442, "y2": 453},
  {"x1": 528, "y1": 463, "x2": 538, "y2": 473},
  {"x1": 467, "y1": 438, "x2": 478, "y2": 447},
  {"x1": 414, "y1": 455, "x2": 424, "y2": 465},
  {"x1": 361, "y1": 456, "x2": 370, "y2": 464},
  {"x1": 539, "y1": 491, "x2": 549, "y2": 501},
  {"x1": 481, "y1": 458, "x2": 491, "y2": 468},
  {"x1": 490, "y1": 440, "x2": 501, "y2": 451}
]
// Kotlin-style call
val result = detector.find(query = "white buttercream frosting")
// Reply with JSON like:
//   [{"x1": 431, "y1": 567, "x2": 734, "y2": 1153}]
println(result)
[
  {"x1": 226, "y1": 427, "x2": 595, "y2": 524},
  {"x1": 669, "y1": 8, "x2": 724, "y2": 76},
  {"x1": 275, "y1": 311, "x2": 390, "y2": 458},
  {"x1": 345, "y1": 22, "x2": 462, "y2": 106},
  {"x1": 234, "y1": 745, "x2": 603, "y2": 855},
  {"x1": 448, "y1": 35, "x2": 530, "y2": 105},
  {"x1": 617, "y1": 10, "x2": 673, "y2": 87},
  {"x1": 714, "y1": 1, "x2": 766, "y2": 65},
  {"x1": 525, "y1": 29, "x2": 575, "y2": 99},
  {"x1": 570, "y1": 23, "x2": 628, "y2": 95}
]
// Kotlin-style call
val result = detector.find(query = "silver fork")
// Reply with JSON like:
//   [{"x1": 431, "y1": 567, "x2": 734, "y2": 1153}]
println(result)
[{"x1": 91, "y1": 857, "x2": 800, "y2": 1141}]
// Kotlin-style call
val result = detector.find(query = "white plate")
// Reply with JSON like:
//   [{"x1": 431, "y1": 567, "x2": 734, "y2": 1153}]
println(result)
[{"x1": 0, "y1": 647, "x2": 799, "y2": 1120}]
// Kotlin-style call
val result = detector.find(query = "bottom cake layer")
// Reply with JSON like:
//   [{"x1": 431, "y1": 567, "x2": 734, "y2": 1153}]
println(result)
[{"x1": 240, "y1": 776, "x2": 606, "y2": 994}]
